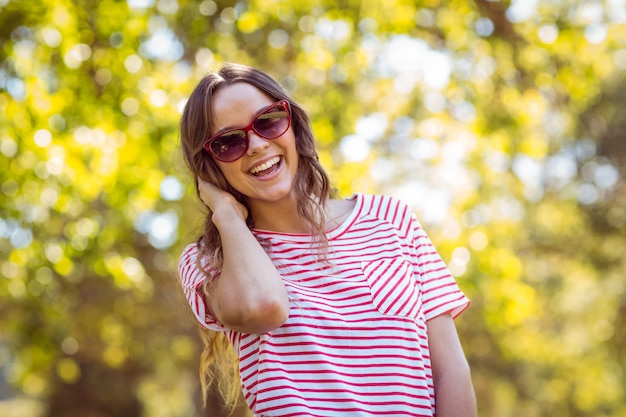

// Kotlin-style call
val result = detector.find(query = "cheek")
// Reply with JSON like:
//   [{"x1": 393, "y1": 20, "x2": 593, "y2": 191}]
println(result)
[
  {"x1": 281, "y1": 133, "x2": 299, "y2": 157},
  {"x1": 288, "y1": 139, "x2": 300, "y2": 169},
  {"x1": 217, "y1": 166, "x2": 249, "y2": 199},
  {"x1": 290, "y1": 151, "x2": 300, "y2": 173},
  {"x1": 216, "y1": 163, "x2": 241, "y2": 183},
  {"x1": 212, "y1": 161, "x2": 241, "y2": 186}
]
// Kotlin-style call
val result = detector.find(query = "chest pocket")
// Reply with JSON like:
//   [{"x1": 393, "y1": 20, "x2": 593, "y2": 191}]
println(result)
[{"x1": 362, "y1": 258, "x2": 422, "y2": 318}]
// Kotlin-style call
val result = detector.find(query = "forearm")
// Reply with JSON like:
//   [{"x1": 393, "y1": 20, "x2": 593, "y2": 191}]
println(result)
[
  {"x1": 210, "y1": 205, "x2": 289, "y2": 333},
  {"x1": 433, "y1": 365, "x2": 477, "y2": 417},
  {"x1": 427, "y1": 313, "x2": 477, "y2": 417}
]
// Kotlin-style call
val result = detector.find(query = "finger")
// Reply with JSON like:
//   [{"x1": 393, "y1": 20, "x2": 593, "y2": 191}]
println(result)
[{"x1": 197, "y1": 178, "x2": 218, "y2": 208}]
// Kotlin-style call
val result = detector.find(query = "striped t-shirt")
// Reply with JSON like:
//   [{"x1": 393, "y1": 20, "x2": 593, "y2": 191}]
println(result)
[{"x1": 178, "y1": 193, "x2": 470, "y2": 417}]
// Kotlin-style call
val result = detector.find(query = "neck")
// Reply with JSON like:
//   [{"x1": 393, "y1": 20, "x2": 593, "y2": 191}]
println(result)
[{"x1": 249, "y1": 196, "x2": 313, "y2": 233}]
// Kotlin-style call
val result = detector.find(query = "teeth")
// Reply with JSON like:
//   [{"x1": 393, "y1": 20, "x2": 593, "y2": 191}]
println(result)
[{"x1": 250, "y1": 156, "x2": 280, "y2": 175}]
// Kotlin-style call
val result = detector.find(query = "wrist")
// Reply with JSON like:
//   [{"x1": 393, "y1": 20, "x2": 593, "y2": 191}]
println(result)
[{"x1": 211, "y1": 203, "x2": 247, "y2": 228}]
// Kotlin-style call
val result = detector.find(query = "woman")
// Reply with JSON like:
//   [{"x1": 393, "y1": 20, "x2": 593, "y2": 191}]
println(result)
[{"x1": 178, "y1": 63, "x2": 477, "y2": 417}]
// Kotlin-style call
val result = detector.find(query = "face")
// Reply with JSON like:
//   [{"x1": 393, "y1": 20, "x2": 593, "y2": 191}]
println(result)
[{"x1": 209, "y1": 82, "x2": 299, "y2": 209}]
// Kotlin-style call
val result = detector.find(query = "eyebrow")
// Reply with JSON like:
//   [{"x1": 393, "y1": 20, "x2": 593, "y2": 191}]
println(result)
[{"x1": 213, "y1": 102, "x2": 275, "y2": 136}]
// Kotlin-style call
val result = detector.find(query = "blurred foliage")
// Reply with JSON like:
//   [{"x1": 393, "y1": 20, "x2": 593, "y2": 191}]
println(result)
[{"x1": 1, "y1": 0, "x2": 625, "y2": 416}]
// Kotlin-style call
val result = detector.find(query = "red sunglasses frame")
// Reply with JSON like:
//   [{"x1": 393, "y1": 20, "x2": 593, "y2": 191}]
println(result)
[{"x1": 203, "y1": 100, "x2": 292, "y2": 162}]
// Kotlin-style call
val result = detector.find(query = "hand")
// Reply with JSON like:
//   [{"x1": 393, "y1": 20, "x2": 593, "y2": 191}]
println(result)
[{"x1": 197, "y1": 178, "x2": 248, "y2": 221}]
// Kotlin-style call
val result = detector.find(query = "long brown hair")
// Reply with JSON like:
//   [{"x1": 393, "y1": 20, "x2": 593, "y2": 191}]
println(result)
[{"x1": 179, "y1": 63, "x2": 334, "y2": 409}]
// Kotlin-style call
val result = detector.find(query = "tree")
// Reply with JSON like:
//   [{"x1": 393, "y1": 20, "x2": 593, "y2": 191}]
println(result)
[{"x1": 1, "y1": 1, "x2": 624, "y2": 416}]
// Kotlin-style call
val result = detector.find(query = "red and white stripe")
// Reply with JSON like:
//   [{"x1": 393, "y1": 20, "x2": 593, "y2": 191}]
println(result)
[{"x1": 178, "y1": 194, "x2": 470, "y2": 416}]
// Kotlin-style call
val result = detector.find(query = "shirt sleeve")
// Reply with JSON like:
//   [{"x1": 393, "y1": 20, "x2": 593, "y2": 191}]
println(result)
[
  {"x1": 408, "y1": 213, "x2": 470, "y2": 320},
  {"x1": 177, "y1": 243, "x2": 227, "y2": 331}
]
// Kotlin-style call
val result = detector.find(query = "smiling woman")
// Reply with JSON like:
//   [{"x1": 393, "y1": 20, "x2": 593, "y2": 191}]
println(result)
[
  {"x1": 205, "y1": 83, "x2": 300, "y2": 213},
  {"x1": 177, "y1": 63, "x2": 476, "y2": 417}
]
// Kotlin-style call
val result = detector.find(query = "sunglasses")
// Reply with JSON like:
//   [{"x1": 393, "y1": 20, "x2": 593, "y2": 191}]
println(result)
[{"x1": 203, "y1": 100, "x2": 292, "y2": 162}]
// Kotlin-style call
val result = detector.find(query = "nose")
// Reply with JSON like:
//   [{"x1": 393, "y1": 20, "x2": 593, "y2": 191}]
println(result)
[{"x1": 246, "y1": 130, "x2": 270, "y2": 156}]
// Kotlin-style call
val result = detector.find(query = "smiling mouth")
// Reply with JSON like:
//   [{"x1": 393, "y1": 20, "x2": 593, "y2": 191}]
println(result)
[{"x1": 249, "y1": 156, "x2": 281, "y2": 176}]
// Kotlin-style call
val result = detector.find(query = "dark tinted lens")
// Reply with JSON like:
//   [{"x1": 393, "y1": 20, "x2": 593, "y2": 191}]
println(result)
[
  {"x1": 210, "y1": 131, "x2": 248, "y2": 162},
  {"x1": 253, "y1": 106, "x2": 289, "y2": 138}
]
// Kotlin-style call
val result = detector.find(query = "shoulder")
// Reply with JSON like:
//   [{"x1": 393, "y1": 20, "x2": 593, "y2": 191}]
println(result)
[
  {"x1": 357, "y1": 193, "x2": 414, "y2": 224},
  {"x1": 177, "y1": 242, "x2": 201, "y2": 287},
  {"x1": 177, "y1": 241, "x2": 217, "y2": 288},
  {"x1": 176, "y1": 242, "x2": 225, "y2": 330},
  {"x1": 178, "y1": 242, "x2": 200, "y2": 269}
]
